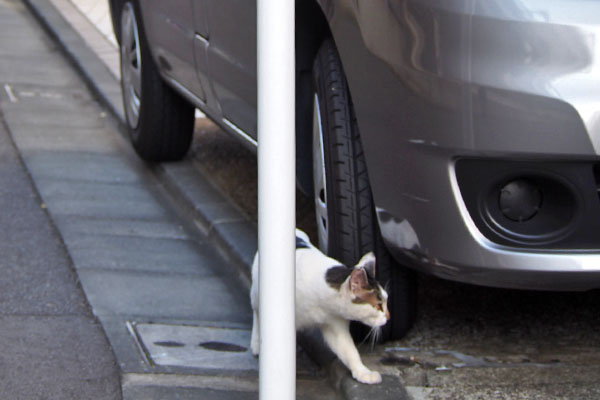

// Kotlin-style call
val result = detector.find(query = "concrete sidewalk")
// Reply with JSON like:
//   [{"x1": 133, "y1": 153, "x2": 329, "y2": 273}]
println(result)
[{"x1": 6, "y1": 0, "x2": 345, "y2": 399}]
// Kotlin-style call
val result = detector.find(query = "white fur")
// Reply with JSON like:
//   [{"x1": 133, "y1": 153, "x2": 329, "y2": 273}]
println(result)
[{"x1": 250, "y1": 229, "x2": 388, "y2": 385}]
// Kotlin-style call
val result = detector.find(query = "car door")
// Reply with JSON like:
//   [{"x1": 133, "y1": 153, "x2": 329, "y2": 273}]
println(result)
[
  {"x1": 141, "y1": 0, "x2": 206, "y2": 101},
  {"x1": 205, "y1": 0, "x2": 258, "y2": 139},
  {"x1": 191, "y1": 0, "x2": 218, "y2": 113}
]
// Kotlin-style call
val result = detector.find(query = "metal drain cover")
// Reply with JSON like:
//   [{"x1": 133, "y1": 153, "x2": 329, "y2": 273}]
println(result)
[{"x1": 131, "y1": 323, "x2": 258, "y2": 371}]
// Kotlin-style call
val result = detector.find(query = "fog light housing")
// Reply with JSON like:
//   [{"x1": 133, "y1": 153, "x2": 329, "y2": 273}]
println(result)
[
  {"x1": 484, "y1": 174, "x2": 577, "y2": 245},
  {"x1": 499, "y1": 179, "x2": 542, "y2": 222},
  {"x1": 455, "y1": 159, "x2": 599, "y2": 249}
]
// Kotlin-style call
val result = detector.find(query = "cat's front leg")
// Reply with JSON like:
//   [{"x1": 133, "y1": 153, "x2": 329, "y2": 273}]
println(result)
[{"x1": 321, "y1": 321, "x2": 382, "y2": 384}]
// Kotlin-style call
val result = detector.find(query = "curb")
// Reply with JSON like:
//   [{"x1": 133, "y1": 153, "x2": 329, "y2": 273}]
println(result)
[{"x1": 21, "y1": 1, "x2": 409, "y2": 399}]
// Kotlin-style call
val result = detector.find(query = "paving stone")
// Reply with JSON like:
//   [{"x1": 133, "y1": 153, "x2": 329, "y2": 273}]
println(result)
[
  {"x1": 3, "y1": 84, "x2": 95, "y2": 109},
  {"x1": 36, "y1": 179, "x2": 169, "y2": 220},
  {"x1": 9, "y1": 124, "x2": 124, "y2": 154},
  {"x1": 64, "y1": 234, "x2": 217, "y2": 275},
  {"x1": 0, "y1": 25, "x2": 54, "y2": 56},
  {"x1": 24, "y1": 152, "x2": 147, "y2": 183},
  {"x1": 2, "y1": 104, "x2": 108, "y2": 129},
  {"x1": 76, "y1": 268, "x2": 252, "y2": 323},
  {"x1": 55, "y1": 215, "x2": 191, "y2": 241},
  {"x1": 0, "y1": 54, "x2": 80, "y2": 87},
  {"x1": 1, "y1": 85, "x2": 107, "y2": 129}
]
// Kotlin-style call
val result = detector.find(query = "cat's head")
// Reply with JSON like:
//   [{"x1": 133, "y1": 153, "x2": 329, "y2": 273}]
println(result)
[{"x1": 331, "y1": 252, "x2": 390, "y2": 328}]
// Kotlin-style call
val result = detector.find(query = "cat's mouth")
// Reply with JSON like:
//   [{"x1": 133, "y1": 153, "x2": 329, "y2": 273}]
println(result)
[{"x1": 371, "y1": 316, "x2": 388, "y2": 328}]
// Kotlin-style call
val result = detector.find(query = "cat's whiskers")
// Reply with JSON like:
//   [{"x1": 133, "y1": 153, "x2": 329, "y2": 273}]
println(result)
[{"x1": 359, "y1": 325, "x2": 381, "y2": 350}]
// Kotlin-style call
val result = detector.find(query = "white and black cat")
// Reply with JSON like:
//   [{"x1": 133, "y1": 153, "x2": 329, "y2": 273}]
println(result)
[{"x1": 250, "y1": 229, "x2": 390, "y2": 384}]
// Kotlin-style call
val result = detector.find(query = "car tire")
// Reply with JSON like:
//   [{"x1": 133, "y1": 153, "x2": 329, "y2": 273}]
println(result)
[
  {"x1": 312, "y1": 39, "x2": 417, "y2": 341},
  {"x1": 119, "y1": 1, "x2": 194, "y2": 162}
]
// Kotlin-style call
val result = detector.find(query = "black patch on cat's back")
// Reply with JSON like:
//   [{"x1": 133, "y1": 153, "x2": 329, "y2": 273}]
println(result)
[
  {"x1": 326, "y1": 265, "x2": 352, "y2": 290},
  {"x1": 296, "y1": 236, "x2": 310, "y2": 249}
]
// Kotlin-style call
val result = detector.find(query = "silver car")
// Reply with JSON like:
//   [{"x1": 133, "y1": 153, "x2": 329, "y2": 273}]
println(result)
[{"x1": 109, "y1": 0, "x2": 600, "y2": 340}]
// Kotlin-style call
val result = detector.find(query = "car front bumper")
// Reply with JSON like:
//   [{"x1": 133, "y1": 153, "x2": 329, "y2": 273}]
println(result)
[{"x1": 333, "y1": 0, "x2": 600, "y2": 290}]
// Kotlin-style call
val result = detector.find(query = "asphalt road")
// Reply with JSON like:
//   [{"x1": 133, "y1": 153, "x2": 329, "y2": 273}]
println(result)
[{"x1": 0, "y1": 3, "x2": 121, "y2": 397}]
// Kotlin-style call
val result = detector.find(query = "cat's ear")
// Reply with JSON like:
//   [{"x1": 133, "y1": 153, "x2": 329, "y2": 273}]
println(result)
[
  {"x1": 356, "y1": 251, "x2": 376, "y2": 277},
  {"x1": 350, "y1": 267, "x2": 369, "y2": 292}
]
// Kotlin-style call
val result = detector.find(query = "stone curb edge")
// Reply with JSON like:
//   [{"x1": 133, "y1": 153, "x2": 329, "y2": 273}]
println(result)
[{"x1": 20, "y1": 1, "x2": 408, "y2": 398}]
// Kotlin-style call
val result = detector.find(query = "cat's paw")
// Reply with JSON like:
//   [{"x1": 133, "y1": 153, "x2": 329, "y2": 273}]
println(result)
[{"x1": 353, "y1": 369, "x2": 382, "y2": 385}]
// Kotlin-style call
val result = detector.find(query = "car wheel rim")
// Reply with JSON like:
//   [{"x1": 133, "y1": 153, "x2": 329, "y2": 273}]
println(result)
[
  {"x1": 120, "y1": 3, "x2": 142, "y2": 129},
  {"x1": 312, "y1": 93, "x2": 329, "y2": 253}
]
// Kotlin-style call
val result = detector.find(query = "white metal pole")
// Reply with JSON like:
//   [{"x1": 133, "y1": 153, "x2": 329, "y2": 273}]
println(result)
[{"x1": 257, "y1": 0, "x2": 296, "y2": 399}]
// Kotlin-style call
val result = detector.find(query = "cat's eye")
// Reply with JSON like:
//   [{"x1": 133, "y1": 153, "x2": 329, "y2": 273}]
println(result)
[{"x1": 376, "y1": 302, "x2": 383, "y2": 312}]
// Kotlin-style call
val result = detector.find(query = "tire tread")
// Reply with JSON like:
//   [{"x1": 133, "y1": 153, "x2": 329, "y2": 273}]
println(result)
[
  {"x1": 122, "y1": 0, "x2": 194, "y2": 162},
  {"x1": 313, "y1": 39, "x2": 417, "y2": 340}
]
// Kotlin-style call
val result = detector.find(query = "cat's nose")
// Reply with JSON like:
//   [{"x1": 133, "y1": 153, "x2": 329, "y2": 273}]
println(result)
[{"x1": 385, "y1": 309, "x2": 390, "y2": 320}]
